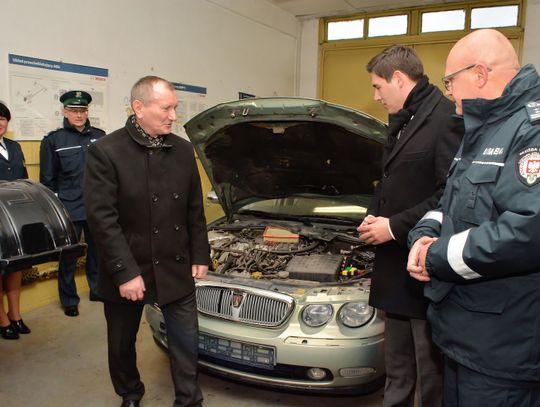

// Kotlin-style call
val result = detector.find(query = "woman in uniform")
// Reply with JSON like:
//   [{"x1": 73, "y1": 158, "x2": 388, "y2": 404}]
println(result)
[{"x1": 0, "y1": 101, "x2": 31, "y2": 340}]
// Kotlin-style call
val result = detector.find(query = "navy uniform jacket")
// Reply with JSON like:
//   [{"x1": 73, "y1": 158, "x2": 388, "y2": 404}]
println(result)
[
  {"x1": 409, "y1": 64, "x2": 540, "y2": 382},
  {"x1": 0, "y1": 138, "x2": 28, "y2": 180},
  {"x1": 40, "y1": 118, "x2": 104, "y2": 221}
]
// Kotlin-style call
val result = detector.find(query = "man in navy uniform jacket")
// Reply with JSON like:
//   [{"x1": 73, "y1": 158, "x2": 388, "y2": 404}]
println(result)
[
  {"x1": 40, "y1": 90, "x2": 105, "y2": 316},
  {"x1": 408, "y1": 29, "x2": 540, "y2": 405}
]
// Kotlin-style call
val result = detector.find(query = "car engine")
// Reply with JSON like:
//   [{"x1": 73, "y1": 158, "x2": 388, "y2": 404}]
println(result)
[{"x1": 208, "y1": 225, "x2": 374, "y2": 283}]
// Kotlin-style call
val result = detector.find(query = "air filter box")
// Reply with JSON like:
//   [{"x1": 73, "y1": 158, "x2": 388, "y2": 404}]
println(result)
[
  {"x1": 285, "y1": 254, "x2": 343, "y2": 282},
  {"x1": 263, "y1": 226, "x2": 299, "y2": 245}
]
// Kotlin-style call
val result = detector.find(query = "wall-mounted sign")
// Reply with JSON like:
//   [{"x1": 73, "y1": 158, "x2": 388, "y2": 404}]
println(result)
[
  {"x1": 8, "y1": 54, "x2": 109, "y2": 140},
  {"x1": 173, "y1": 82, "x2": 207, "y2": 139}
]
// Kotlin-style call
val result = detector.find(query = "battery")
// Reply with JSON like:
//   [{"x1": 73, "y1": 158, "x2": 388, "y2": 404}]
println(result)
[{"x1": 285, "y1": 254, "x2": 343, "y2": 282}]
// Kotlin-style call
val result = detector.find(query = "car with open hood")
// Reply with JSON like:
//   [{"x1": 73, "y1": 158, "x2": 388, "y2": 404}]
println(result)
[{"x1": 145, "y1": 97, "x2": 387, "y2": 394}]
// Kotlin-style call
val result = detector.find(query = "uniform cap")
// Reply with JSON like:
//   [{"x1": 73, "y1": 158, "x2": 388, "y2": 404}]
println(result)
[{"x1": 60, "y1": 90, "x2": 92, "y2": 108}]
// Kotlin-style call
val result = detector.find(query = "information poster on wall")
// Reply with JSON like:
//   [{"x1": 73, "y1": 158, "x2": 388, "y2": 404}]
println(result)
[
  {"x1": 8, "y1": 54, "x2": 108, "y2": 140},
  {"x1": 172, "y1": 82, "x2": 207, "y2": 139}
]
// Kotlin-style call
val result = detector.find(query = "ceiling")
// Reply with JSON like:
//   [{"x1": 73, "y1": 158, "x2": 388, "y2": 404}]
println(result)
[{"x1": 267, "y1": 0, "x2": 465, "y2": 18}]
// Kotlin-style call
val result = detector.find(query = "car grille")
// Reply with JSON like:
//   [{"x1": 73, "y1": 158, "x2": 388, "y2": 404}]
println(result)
[{"x1": 196, "y1": 282, "x2": 295, "y2": 327}]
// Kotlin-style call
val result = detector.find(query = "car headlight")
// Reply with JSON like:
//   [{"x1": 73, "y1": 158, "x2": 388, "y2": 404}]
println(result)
[
  {"x1": 338, "y1": 301, "x2": 374, "y2": 328},
  {"x1": 302, "y1": 304, "x2": 333, "y2": 327}
]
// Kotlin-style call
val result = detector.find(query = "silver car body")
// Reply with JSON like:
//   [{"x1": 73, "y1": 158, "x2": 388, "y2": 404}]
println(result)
[{"x1": 145, "y1": 97, "x2": 387, "y2": 394}]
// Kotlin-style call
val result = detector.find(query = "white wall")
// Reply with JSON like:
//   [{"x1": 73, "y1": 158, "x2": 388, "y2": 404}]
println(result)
[
  {"x1": 523, "y1": 0, "x2": 540, "y2": 65},
  {"x1": 0, "y1": 0, "x2": 299, "y2": 133},
  {"x1": 297, "y1": 19, "x2": 320, "y2": 98}
]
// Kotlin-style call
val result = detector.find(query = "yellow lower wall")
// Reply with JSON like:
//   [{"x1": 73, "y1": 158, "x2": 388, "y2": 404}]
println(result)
[
  {"x1": 5, "y1": 137, "x2": 222, "y2": 313},
  {"x1": 3, "y1": 267, "x2": 90, "y2": 313}
]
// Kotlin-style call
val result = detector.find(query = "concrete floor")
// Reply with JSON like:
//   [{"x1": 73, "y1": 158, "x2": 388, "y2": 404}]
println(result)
[{"x1": 0, "y1": 296, "x2": 384, "y2": 407}]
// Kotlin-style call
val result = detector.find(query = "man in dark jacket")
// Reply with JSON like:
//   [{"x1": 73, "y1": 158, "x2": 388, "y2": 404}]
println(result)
[
  {"x1": 358, "y1": 45, "x2": 463, "y2": 407},
  {"x1": 408, "y1": 29, "x2": 540, "y2": 406},
  {"x1": 40, "y1": 90, "x2": 105, "y2": 316},
  {"x1": 84, "y1": 76, "x2": 210, "y2": 407}
]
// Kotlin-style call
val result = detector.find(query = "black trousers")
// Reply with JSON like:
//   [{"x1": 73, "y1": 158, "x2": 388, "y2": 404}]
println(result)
[
  {"x1": 103, "y1": 291, "x2": 202, "y2": 406},
  {"x1": 58, "y1": 220, "x2": 98, "y2": 307},
  {"x1": 443, "y1": 357, "x2": 540, "y2": 407},
  {"x1": 383, "y1": 313, "x2": 443, "y2": 407}
]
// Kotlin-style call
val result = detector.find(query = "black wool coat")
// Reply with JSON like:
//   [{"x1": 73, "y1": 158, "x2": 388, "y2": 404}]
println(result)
[
  {"x1": 84, "y1": 117, "x2": 210, "y2": 306},
  {"x1": 368, "y1": 88, "x2": 463, "y2": 319}
]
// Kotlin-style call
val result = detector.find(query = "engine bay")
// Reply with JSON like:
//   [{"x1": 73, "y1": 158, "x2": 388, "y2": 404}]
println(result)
[{"x1": 208, "y1": 224, "x2": 375, "y2": 283}]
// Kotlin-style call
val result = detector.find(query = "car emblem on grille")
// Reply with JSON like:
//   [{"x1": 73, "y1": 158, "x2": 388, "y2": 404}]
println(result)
[{"x1": 232, "y1": 291, "x2": 244, "y2": 308}]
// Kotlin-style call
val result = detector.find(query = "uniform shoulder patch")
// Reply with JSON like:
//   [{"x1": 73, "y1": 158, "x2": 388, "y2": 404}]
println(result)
[
  {"x1": 517, "y1": 147, "x2": 540, "y2": 186},
  {"x1": 525, "y1": 101, "x2": 540, "y2": 124},
  {"x1": 46, "y1": 128, "x2": 62, "y2": 137}
]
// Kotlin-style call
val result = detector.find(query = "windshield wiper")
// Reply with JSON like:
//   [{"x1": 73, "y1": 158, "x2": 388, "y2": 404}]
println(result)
[
  {"x1": 237, "y1": 210, "x2": 360, "y2": 228},
  {"x1": 297, "y1": 215, "x2": 360, "y2": 226},
  {"x1": 236, "y1": 210, "x2": 308, "y2": 224}
]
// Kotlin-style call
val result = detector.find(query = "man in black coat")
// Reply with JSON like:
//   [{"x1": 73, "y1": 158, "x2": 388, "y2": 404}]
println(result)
[
  {"x1": 40, "y1": 90, "x2": 105, "y2": 316},
  {"x1": 358, "y1": 45, "x2": 463, "y2": 407},
  {"x1": 84, "y1": 76, "x2": 210, "y2": 407}
]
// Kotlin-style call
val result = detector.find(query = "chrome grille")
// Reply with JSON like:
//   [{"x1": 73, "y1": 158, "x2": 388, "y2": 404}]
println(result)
[{"x1": 196, "y1": 282, "x2": 294, "y2": 327}]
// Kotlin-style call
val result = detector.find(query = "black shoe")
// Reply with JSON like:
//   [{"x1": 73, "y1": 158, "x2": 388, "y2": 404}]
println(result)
[
  {"x1": 0, "y1": 323, "x2": 19, "y2": 339},
  {"x1": 10, "y1": 319, "x2": 31, "y2": 334},
  {"x1": 121, "y1": 400, "x2": 140, "y2": 407},
  {"x1": 64, "y1": 306, "x2": 79, "y2": 317}
]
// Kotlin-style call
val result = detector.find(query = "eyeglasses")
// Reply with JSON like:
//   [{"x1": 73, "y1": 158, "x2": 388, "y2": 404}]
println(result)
[
  {"x1": 65, "y1": 107, "x2": 88, "y2": 115},
  {"x1": 442, "y1": 64, "x2": 476, "y2": 91}
]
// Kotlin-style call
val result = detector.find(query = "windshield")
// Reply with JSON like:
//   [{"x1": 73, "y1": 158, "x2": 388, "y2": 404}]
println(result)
[{"x1": 237, "y1": 195, "x2": 371, "y2": 222}]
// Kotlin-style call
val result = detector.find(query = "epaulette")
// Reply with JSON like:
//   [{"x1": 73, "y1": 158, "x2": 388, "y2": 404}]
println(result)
[
  {"x1": 44, "y1": 128, "x2": 62, "y2": 138},
  {"x1": 525, "y1": 101, "x2": 540, "y2": 124},
  {"x1": 91, "y1": 127, "x2": 106, "y2": 134}
]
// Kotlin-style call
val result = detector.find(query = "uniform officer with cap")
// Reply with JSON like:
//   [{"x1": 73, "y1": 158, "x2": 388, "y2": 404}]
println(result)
[{"x1": 40, "y1": 90, "x2": 105, "y2": 316}]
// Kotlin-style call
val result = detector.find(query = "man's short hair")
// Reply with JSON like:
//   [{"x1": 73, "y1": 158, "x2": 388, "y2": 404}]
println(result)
[
  {"x1": 367, "y1": 45, "x2": 424, "y2": 82},
  {"x1": 130, "y1": 76, "x2": 175, "y2": 105},
  {"x1": 0, "y1": 102, "x2": 11, "y2": 121}
]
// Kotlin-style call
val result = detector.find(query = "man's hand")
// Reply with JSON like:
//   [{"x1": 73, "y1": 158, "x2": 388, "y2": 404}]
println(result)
[
  {"x1": 119, "y1": 275, "x2": 146, "y2": 301},
  {"x1": 192, "y1": 264, "x2": 208, "y2": 279},
  {"x1": 357, "y1": 215, "x2": 392, "y2": 245},
  {"x1": 407, "y1": 236, "x2": 437, "y2": 282}
]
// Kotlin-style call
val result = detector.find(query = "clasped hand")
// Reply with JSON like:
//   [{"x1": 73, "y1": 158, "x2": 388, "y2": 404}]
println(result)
[
  {"x1": 357, "y1": 215, "x2": 392, "y2": 245},
  {"x1": 407, "y1": 236, "x2": 437, "y2": 282}
]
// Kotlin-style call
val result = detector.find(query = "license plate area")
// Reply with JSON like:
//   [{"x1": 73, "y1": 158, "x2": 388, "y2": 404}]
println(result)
[{"x1": 198, "y1": 333, "x2": 276, "y2": 370}]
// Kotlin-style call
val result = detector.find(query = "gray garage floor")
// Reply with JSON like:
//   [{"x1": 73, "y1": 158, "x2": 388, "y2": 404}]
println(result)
[{"x1": 0, "y1": 296, "x2": 384, "y2": 406}]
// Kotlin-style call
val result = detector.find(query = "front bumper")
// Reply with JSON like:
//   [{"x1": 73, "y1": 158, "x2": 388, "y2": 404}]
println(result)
[{"x1": 145, "y1": 304, "x2": 385, "y2": 394}]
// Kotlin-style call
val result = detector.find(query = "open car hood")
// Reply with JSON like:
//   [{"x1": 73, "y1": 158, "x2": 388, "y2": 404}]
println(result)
[{"x1": 184, "y1": 97, "x2": 386, "y2": 219}]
